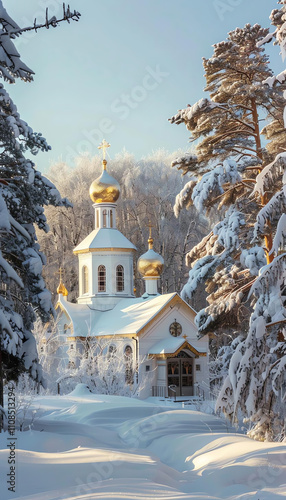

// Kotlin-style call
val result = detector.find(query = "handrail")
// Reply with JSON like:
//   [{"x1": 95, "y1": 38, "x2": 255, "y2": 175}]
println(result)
[{"x1": 168, "y1": 384, "x2": 177, "y2": 401}]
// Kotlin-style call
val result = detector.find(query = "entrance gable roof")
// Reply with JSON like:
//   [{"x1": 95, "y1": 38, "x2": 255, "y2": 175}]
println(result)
[{"x1": 148, "y1": 337, "x2": 207, "y2": 358}]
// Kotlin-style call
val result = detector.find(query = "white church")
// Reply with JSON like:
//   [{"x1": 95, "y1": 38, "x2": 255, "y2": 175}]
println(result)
[{"x1": 54, "y1": 141, "x2": 210, "y2": 399}]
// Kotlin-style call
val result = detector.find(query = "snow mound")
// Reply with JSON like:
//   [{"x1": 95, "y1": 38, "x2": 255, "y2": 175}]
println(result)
[
  {"x1": 67, "y1": 383, "x2": 92, "y2": 397},
  {"x1": 1, "y1": 393, "x2": 286, "y2": 500}
]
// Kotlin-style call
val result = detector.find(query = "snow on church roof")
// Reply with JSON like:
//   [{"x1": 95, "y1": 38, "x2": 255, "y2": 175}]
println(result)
[
  {"x1": 73, "y1": 228, "x2": 136, "y2": 254},
  {"x1": 57, "y1": 292, "x2": 195, "y2": 338},
  {"x1": 148, "y1": 337, "x2": 207, "y2": 356}
]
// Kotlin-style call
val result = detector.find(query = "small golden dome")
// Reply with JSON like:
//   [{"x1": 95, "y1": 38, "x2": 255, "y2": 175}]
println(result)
[
  {"x1": 89, "y1": 160, "x2": 120, "y2": 203},
  {"x1": 57, "y1": 281, "x2": 68, "y2": 296},
  {"x1": 137, "y1": 225, "x2": 164, "y2": 278},
  {"x1": 137, "y1": 249, "x2": 164, "y2": 277}
]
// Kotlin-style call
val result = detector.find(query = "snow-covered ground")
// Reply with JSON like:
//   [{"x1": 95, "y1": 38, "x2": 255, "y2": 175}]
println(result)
[{"x1": 0, "y1": 384, "x2": 286, "y2": 499}]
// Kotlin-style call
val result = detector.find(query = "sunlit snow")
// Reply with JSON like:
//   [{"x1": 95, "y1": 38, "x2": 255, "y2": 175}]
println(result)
[{"x1": 1, "y1": 385, "x2": 286, "y2": 500}]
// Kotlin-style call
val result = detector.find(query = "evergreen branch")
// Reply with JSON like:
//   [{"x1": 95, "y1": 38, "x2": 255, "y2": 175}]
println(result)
[
  {"x1": 265, "y1": 319, "x2": 286, "y2": 329},
  {"x1": 0, "y1": 4, "x2": 80, "y2": 37},
  {"x1": 219, "y1": 106, "x2": 256, "y2": 131},
  {"x1": 233, "y1": 146, "x2": 259, "y2": 155},
  {"x1": 210, "y1": 129, "x2": 257, "y2": 146}
]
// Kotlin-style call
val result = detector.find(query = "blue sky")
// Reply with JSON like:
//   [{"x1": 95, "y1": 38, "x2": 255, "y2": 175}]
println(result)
[{"x1": 7, "y1": 0, "x2": 284, "y2": 172}]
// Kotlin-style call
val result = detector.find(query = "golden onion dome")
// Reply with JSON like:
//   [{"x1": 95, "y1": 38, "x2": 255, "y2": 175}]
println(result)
[
  {"x1": 89, "y1": 159, "x2": 120, "y2": 203},
  {"x1": 137, "y1": 231, "x2": 164, "y2": 278},
  {"x1": 57, "y1": 281, "x2": 68, "y2": 297}
]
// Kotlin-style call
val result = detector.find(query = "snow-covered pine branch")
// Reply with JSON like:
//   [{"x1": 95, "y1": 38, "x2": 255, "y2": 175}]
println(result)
[
  {"x1": 0, "y1": 2, "x2": 80, "y2": 83},
  {"x1": 257, "y1": 2, "x2": 286, "y2": 60},
  {"x1": 253, "y1": 151, "x2": 286, "y2": 197},
  {"x1": 171, "y1": 24, "x2": 286, "y2": 439},
  {"x1": 217, "y1": 253, "x2": 286, "y2": 439},
  {"x1": 173, "y1": 179, "x2": 196, "y2": 218},
  {"x1": 192, "y1": 160, "x2": 241, "y2": 213},
  {"x1": 254, "y1": 186, "x2": 286, "y2": 239}
]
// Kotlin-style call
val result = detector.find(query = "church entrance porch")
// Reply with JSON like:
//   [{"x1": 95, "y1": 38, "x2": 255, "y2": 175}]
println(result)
[{"x1": 167, "y1": 351, "x2": 193, "y2": 397}]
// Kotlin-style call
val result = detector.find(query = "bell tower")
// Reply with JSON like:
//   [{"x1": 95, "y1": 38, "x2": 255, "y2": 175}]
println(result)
[{"x1": 73, "y1": 140, "x2": 136, "y2": 310}]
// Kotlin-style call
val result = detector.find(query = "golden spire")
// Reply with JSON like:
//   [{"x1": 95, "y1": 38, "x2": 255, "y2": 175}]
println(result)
[
  {"x1": 56, "y1": 267, "x2": 68, "y2": 296},
  {"x1": 98, "y1": 139, "x2": 110, "y2": 170},
  {"x1": 148, "y1": 220, "x2": 154, "y2": 250}
]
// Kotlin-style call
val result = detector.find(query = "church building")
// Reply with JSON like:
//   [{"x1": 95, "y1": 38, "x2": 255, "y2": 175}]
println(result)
[{"x1": 55, "y1": 141, "x2": 210, "y2": 399}]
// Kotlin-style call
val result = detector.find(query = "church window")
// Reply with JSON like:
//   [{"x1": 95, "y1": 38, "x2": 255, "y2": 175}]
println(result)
[
  {"x1": 103, "y1": 209, "x2": 107, "y2": 228},
  {"x1": 83, "y1": 266, "x2": 89, "y2": 294},
  {"x1": 116, "y1": 265, "x2": 124, "y2": 292},
  {"x1": 196, "y1": 364, "x2": 201, "y2": 371},
  {"x1": 96, "y1": 210, "x2": 99, "y2": 228},
  {"x1": 110, "y1": 210, "x2": 113, "y2": 228},
  {"x1": 124, "y1": 345, "x2": 133, "y2": 384},
  {"x1": 40, "y1": 346, "x2": 44, "y2": 353},
  {"x1": 98, "y1": 265, "x2": 106, "y2": 292},
  {"x1": 70, "y1": 344, "x2": 74, "y2": 350}
]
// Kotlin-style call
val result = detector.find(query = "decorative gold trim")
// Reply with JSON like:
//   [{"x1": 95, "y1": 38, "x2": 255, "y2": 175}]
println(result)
[
  {"x1": 74, "y1": 247, "x2": 136, "y2": 255},
  {"x1": 55, "y1": 302, "x2": 74, "y2": 334},
  {"x1": 67, "y1": 333, "x2": 136, "y2": 340},
  {"x1": 91, "y1": 333, "x2": 136, "y2": 339},
  {"x1": 148, "y1": 340, "x2": 207, "y2": 359}
]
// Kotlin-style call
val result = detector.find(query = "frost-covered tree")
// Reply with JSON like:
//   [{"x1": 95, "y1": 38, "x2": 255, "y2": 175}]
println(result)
[
  {"x1": 216, "y1": 3, "x2": 286, "y2": 440},
  {"x1": 0, "y1": 3, "x2": 80, "y2": 430},
  {"x1": 170, "y1": 24, "x2": 286, "y2": 338}
]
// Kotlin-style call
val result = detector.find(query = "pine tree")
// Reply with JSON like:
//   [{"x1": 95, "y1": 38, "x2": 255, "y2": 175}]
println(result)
[
  {"x1": 170, "y1": 24, "x2": 286, "y2": 338},
  {"x1": 216, "y1": 3, "x2": 286, "y2": 440},
  {"x1": 0, "y1": 2, "x2": 80, "y2": 431}
]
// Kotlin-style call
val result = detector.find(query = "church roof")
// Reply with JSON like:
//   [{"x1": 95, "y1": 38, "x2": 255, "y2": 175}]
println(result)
[
  {"x1": 73, "y1": 228, "x2": 136, "y2": 254},
  {"x1": 56, "y1": 292, "x2": 196, "y2": 338},
  {"x1": 148, "y1": 338, "x2": 207, "y2": 357}
]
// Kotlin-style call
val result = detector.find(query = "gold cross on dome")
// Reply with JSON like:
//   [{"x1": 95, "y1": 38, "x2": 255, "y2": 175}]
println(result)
[
  {"x1": 55, "y1": 267, "x2": 64, "y2": 282},
  {"x1": 98, "y1": 139, "x2": 110, "y2": 160},
  {"x1": 148, "y1": 220, "x2": 154, "y2": 239},
  {"x1": 183, "y1": 334, "x2": 188, "y2": 339}
]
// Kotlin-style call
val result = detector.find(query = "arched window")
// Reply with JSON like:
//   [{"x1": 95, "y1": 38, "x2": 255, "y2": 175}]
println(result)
[
  {"x1": 96, "y1": 210, "x2": 99, "y2": 228},
  {"x1": 82, "y1": 266, "x2": 89, "y2": 294},
  {"x1": 103, "y1": 209, "x2": 107, "y2": 228},
  {"x1": 110, "y1": 210, "x2": 113, "y2": 228},
  {"x1": 98, "y1": 265, "x2": 106, "y2": 292},
  {"x1": 116, "y1": 265, "x2": 124, "y2": 292},
  {"x1": 124, "y1": 345, "x2": 133, "y2": 384}
]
